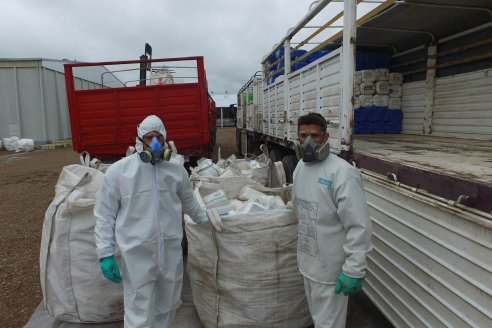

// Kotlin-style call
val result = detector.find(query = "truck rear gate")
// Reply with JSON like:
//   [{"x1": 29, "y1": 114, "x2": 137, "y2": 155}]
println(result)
[{"x1": 64, "y1": 57, "x2": 214, "y2": 158}]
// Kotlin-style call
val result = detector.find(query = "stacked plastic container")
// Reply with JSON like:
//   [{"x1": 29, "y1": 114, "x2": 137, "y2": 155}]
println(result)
[
  {"x1": 267, "y1": 49, "x2": 329, "y2": 85},
  {"x1": 354, "y1": 51, "x2": 404, "y2": 134}
]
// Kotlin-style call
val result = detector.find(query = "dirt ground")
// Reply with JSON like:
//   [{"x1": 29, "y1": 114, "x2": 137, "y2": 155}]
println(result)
[{"x1": 1, "y1": 127, "x2": 391, "y2": 327}]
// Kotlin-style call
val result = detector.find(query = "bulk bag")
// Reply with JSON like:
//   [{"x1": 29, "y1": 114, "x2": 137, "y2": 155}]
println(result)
[
  {"x1": 186, "y1": 177, "x2": 311, "y2": 327},
  {"x1": 40, "y1": 164, "x2": 123, "y2": 322}
]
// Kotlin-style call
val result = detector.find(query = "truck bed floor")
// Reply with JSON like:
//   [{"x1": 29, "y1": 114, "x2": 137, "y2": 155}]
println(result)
[{"x1": 352, "y1": 134, "x2": 492, "y2": 212}]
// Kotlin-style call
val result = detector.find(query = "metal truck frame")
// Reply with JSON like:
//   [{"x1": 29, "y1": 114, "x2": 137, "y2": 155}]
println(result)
[{"x1": 237, "y1": 0, "x2": 492, "y2": 326}]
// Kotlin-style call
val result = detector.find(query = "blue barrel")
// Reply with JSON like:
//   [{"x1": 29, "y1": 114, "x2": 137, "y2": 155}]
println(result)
[
  {"x1": 389, "y1": 109, "x2": 403, "y2": 123},
  {"x1": 275, "y1": 48, "x2": 285, "y2": 60},
  {"x1": 367, "y1": 106, "x2": 392, "y2": 122},
  {"x1": 356, "y1": 51, "x2": 365, "y2": 70},
  {"x1": 373, "y1": 122, "x2": 386, "y2": 134},
  {"x1": 364, "y1": 52, "x2": 379, "y2": 69},
  {"x1": 291, "y1": 61, "x2": 308, "y2": 72},
  {"x1": 291, "y1": 49, "x2": 307, "y2": 60},
  {"x1": 306, "y1": 50, "x2": 329, "y2": 63},
  {"x1": 376, "y1": 52, "x2": 392, "y2": 68},
  {"x1": 366, "y1": 107, "x2": 376, "y2": 122},
  {"x1": 354, "y1": 108, "x2": 367, "y2": 122},
  {"x1": 354, "y1": 120, "x2": 361, "y2": 134},
  {"x1": 291, "y1": 51, "x2": 308, "y2": 70},
  {"x1": 360, "y1": 122, "x2": 373, "y2": 134},
  {"x1": 386, "y1": 122, "x2": 402, "y2": 134},
  {"x1": 380, "y1": 107, "x2": 391, "y2": 122}
]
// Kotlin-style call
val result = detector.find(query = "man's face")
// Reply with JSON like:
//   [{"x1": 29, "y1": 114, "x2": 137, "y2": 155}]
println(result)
[
  {"x1": 298, "y1": 124, "x2": 328, "y2": 145},
  {"x1": 142, "y1": 131, "x2": 164, "y2": 150}
]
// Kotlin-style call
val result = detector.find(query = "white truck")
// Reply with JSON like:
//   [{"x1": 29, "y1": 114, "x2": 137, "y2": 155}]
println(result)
[{"x1": 237, "y1": 0, "x2": 492, "y2": 327}]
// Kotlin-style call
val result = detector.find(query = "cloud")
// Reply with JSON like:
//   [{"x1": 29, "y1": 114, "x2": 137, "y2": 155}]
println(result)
[{"x1": 1, "y1": 0, "x2": 313, "y2": 93}]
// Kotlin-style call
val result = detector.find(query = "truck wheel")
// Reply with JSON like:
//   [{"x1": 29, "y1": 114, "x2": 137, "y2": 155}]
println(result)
[
  {"x1": 282, "y1": 155, "x2": 298, "y2": 183},
  {"x1": 269, "y1": 148, "x2": 283, "y2": 162}
]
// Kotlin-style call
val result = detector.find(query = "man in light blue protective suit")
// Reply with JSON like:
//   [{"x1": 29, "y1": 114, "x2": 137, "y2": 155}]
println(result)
[
  {"x1": 94, "y1": 115, "x2": 208, "y2": 327},
  {"x1": 292, "y1": 112, "x2": 373, "y2": 328}
]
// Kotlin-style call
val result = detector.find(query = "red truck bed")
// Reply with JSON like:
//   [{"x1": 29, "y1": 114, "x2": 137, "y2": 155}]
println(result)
[{"x1": 64, "y1": 57, "x2": 216, "y2": 159}]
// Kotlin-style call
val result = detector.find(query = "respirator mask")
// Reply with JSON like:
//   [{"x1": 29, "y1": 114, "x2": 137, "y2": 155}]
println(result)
[
  {"x1": 294, "y1": 136, "x2": 330, "y2": 162},
  {"x1": 139, "y1": 136, "x2": 172, "y2": 164}
]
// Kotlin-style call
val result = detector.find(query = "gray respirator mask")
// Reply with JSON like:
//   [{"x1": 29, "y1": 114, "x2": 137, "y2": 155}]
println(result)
[{"x1": 294, "y1": 136, "x2": 330, "y2": 162}]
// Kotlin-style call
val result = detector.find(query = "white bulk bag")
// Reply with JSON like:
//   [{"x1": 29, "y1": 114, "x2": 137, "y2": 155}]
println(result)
[
  {"x1": 376, "y1": 68, "x2": 389, "y2": 81},
  {"x1": 3, "y1": 136, "x2": 19, "y2": 151},
  {"x1": 40, "y1": 164, "x2": 124, "y2": 323},
  {"x1": 193, "y1": 158, "x2": 224, "y2": 177},
  {"x1": 375, "y1": 81, "x2": 390, "y2": 95},
  {"x1": 361, "y1": 69, "x2": 377, "y2": 83},
  {"x1": 389, "y1": 84, "x2": 403, "y2": 98},
  {"x1": 354, "y1": 71, "x2": 362, "y2": 84},
  {"x1": 360, "y1": 82, "x2": 375, "y2": 95},
  {"x1": 227, "y1": 158, "x2": 269, "y2": 185},
  {"x1": 373, "y1": 94, "x2": 389, "y2": 107},
  {"x1": 389, "y1": 72, "x2": 404, "y2": 85},
  {"x1": 16, "y1": 138, "x2": 34, "y2": 152},
  {"x1": 353, "y1": 83, "x2": 361, "y2": 97},
  {"x1": 389, "y1": 97, "x2": 402, "y2": 109},
  {"x1": 186, "y1": 177, "x2": 312, "y2": 328},
  {"x1": 359, "y1": 95, "x2": 374, "y2": 108},
  {"x1": 354, "y1": 97, "x2": 361, "y2": 109}
]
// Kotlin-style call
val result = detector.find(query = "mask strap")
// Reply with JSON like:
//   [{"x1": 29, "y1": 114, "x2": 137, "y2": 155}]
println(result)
[{"x1": 137, "y1": 135, "x2": 145, "y2": 145}]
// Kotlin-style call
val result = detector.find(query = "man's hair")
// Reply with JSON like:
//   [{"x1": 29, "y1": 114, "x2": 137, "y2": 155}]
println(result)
[{"x1": 298, "y1": 112, "x2": 327, "y2": 133}]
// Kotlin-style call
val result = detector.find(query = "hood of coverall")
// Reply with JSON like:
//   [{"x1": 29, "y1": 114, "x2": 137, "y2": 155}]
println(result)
[{"x1": 135, "y1": 115, "x2": 167, "y2": 152}]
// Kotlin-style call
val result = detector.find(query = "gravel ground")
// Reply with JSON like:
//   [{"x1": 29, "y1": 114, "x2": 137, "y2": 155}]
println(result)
[
  {"x1": 0, "y1": 148, "x2": 80, "y2": 328},
  {"x1": 1, "y1": 127, "x2": 391, "y2": 327}
]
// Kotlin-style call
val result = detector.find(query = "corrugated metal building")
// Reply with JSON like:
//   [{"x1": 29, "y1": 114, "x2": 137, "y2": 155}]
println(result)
[
  {"x1": 211, "y1": 93, "x2": 237, "y2": 127},
  {"x1": 0, "y1": 58, "x2": 123, "y2": 144}
]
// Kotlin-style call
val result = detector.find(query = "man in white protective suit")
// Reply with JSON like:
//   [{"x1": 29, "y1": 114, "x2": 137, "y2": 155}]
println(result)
[
  {"x1": 94, "y1": 115, "x2": 208, "y2": 327},
  {"x1": 292, "y1": 112, "x2": 373, "y2": 328}
]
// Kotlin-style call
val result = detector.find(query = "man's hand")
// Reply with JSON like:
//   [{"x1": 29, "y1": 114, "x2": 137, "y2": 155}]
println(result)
[
  {"x1": 335, "y1": 272, "x2": 364, "y2": 295},
  {"x1": 99, "y1": 255, "x2": 122, "y2": 283}
]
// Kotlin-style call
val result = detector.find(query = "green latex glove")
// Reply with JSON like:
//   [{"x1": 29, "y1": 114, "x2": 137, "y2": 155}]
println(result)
[
  {"x1": 99, "y1": 256, "x2": 122, "y2": 283},
  {"x1": 335, "y1": 273, "x2": 365, "y2": 295}
]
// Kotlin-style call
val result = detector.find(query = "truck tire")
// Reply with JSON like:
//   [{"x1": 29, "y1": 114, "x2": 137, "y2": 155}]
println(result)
[{"x1": 282, "y1": 155, "x2": 298, "y2": 183}]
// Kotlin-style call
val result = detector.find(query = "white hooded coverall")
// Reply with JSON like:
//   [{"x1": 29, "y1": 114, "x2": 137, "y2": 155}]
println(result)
[
  {"x1": 293, "y1": 152, "x2": 373, "y2": 328},
  {"x1": 94, "y1": 115, "x2": 205, "y2": 328}
]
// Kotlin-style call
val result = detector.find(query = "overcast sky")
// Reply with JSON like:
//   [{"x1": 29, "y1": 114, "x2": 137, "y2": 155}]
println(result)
[{"x1": 1, "y1": 0, "x2": 341, "y2": 94}]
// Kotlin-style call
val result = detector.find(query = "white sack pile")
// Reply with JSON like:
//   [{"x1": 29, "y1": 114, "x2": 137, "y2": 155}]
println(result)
[
  {"x1": 3, "y1": 137, "x2": 19, "y2": 151},
  {"x1": 190, "y1": 147, "x2": 286, "y2": 187},
  {"x1": 185, "y1": 176, "x2": 312, "y2": 328},
  {"x1": 2, "y1": 136, "x2": 35, "y2": 152}
]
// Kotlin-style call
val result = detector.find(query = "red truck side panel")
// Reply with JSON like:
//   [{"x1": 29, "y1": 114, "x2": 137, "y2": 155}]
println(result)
[{"x1": 64, "y1": 57, "x2": 212, "y2": 157}]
